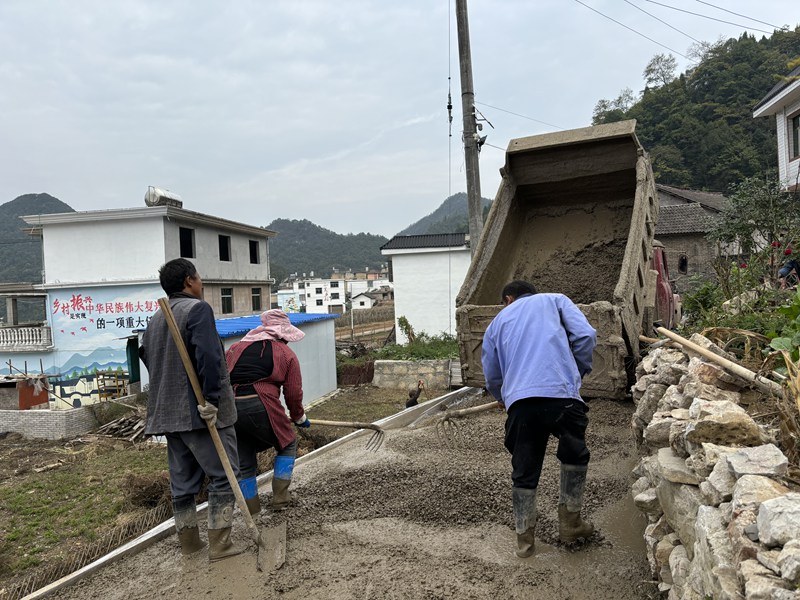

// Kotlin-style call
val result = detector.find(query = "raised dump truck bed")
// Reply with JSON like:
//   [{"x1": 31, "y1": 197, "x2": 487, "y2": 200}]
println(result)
[{"x1": 456, "y1": 120, "x2": 658, "y2": 399}]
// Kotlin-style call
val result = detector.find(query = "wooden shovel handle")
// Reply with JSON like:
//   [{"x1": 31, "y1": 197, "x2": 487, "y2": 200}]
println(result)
[
  {"x1": 308, "y1": 419, "x2": 382, "y2": 432},
  {"x1": 157, "y1": 298, "x2": 260, "y2": 538},
  {"x1": 441, "y1": 401, "x2": 500, "y2": 419}
]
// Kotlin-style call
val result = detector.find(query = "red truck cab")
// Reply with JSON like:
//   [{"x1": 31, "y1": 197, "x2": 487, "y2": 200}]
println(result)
[{"x1": 651, "y1": 240, "x2": 681, "y2": 329}]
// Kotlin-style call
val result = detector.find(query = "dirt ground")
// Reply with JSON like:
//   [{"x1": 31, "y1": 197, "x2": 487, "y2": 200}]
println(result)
[{"x1": 49, "y1": 396, "x2": 654, "y2": 600}]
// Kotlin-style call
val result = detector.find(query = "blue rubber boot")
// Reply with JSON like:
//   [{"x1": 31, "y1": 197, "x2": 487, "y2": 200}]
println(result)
[
  {"x1": 239, "y1": 476, "x2": 260, "y2": 515},
  {"x1": 272, "y1": 455, "x2": 295, "y2": 510}
]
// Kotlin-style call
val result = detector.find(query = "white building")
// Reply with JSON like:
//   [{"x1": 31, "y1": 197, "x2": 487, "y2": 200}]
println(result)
[
  {"x1": 302, "y1": 278, "x2": 346, "y2": 314},
  {"x1": 351, "y1": 292, "x2": 377, "y2": 310},
  {"x1": 346, "y1": 278, "x2": 391, "y2": 299},
  {"x1": 380, "y1": 233, "x2": 471, "y2": 344},
  {"x1": 754, "y1": 64, "x2": 800, "y2": 191},
  {"x1": 0, "y1": 195, "x2": 276, "y2": 407}
]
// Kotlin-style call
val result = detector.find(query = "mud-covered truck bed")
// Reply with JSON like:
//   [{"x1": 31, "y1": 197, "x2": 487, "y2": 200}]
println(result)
[{"x1": 455, "y1": 120, "x2": 658, "y2": 400}]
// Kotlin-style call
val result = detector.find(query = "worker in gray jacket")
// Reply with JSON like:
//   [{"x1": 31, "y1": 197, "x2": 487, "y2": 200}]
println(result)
[
  {"x1": 139, "y1": 258, "x2": 241, "y2": 561},
  {"x1": 482, "y1": 280, "x2": 597, "y2": 558}
]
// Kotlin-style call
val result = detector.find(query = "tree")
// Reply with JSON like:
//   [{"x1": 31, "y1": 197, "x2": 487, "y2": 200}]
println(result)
[
  {"x1": 592, "y1": 88, "x2": 638, "y2": 124},
  {"x1": 707, "y1": 173, "x2": 800, "y2": 283},
  {"x1": 644, "y1": 54, "x2": 677, "y2": 88}
]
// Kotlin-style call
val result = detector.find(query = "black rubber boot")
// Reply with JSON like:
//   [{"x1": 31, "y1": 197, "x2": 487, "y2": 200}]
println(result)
[
  {"x1": 512, "y1": 487, "x2": 537, "y2": 558},
  {"x1": 558, "y1": 464, "x2": 594, "y2": 543},
  {"x1": 272, "y1": 478, "x2": 291, "y2": 511},
  {"x1": 172, "y1": 495, "x2": 206, "y2": 556},
  {"x1": 207, "y1": 492, "x2": 243, "y2": 562}
]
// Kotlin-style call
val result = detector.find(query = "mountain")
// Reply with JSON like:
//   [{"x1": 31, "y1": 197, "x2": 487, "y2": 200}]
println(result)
[
  {"x1": 266, "y1": 218, "x2": 389, "y2": 283},
  {"x1": 593, "y1": 28, "x2": 800, "y2": 191},
  {"x1": 397, "y1": 192, "x2": 492, "y2": 236},
  {"x1": 0, "y1": 193, "x2": 74, "y2": 283}
]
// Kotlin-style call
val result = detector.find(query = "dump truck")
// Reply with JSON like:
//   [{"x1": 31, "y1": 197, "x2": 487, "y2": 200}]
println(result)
[{"x1": 455, "y1": 119, "x2": 668, "y2": 400}]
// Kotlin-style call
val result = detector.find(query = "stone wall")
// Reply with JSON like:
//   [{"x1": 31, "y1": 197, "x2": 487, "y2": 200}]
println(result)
[
  {"x1": 372, "y1": 359, "x2": 452, "y2": 389},
  {"x1": 0, "y1": 407, "x2": 98, "y2": 440},
  {"x1": 631, "y1": 334, "x2": 800, "y2": 599}
]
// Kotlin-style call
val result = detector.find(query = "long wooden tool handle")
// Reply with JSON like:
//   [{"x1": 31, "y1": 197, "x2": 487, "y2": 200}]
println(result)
[
  {"x1": 442, "y1": 401, "x2": 499, "y2": 418},
  {"x1": 655, "y1": 326, "x2": 783, "y2": 397},
  {"x1": 157, "y1": 298, "x2": 260, "y2": 538},
  {"x1": 308, "y1": 419, "x2": 381, "y2": 431}
]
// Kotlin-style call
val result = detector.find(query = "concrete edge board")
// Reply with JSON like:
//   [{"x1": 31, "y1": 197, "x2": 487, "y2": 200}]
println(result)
[{"x1": 24, "y1": 387, "x2": 474, "y2": 600}]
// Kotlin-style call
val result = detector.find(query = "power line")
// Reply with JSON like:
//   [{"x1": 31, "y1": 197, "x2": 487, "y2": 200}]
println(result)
[
  {"x1": 641, "y1": 0, "x2": 773, "y2": 35},
  {"x1": 573, "y1": 0, "x2": 690, "y2": 59},
  {"x1": 475, "y1": 101, "x2": 563, "y2": 130},
  {"x1": 693, "y1": 0, "x2": 787, "y2": 31},
  {"x1": 623, "y1": 0, "x2": 702, "y2": 44}
]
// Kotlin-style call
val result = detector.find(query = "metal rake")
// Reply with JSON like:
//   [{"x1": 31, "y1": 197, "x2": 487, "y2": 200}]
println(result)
[
  {"x1": 308, "y1": 419, "x2": 385, "y2": 452},
  {"x1": 433, "y1": 401, "x2": 501, "y2": 448}
]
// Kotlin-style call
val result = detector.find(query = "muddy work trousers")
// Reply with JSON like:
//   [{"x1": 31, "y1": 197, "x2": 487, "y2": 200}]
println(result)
[
  {"x1": 166, "y1": 426, "x2": 239, "y2": 497},
  {"x1": 504, "y1": 397, "x2": 590, "y2": 489},
  {"x1": 234, "y1": 396, "x2": 297, "y2": 479}
]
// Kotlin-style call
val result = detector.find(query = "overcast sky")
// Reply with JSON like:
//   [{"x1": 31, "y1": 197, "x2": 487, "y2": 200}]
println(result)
[{"x1": 0, "y1": 1, "x2": 795, "y2": 237}]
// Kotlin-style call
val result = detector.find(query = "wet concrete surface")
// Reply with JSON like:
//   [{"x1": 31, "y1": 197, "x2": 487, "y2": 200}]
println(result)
[{"x1": 50, "y1": 397, "x2": 655, "y2": 600}]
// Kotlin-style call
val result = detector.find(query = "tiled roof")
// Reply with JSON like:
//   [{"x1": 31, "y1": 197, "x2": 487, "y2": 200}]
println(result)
[
  {"x1": 656, "y1": 204, "x2": 719, "y2": 235},
  {"x1": 215, "y1": 312, "x2": 338, "y2": 339},
  {"x1": 656, "y1": 184, "x2": 727, "y2": 212},
  {"x1": 754, "y1": 65, "x2": 800, "y2": 112},
  {"x1": 380, "y1": 233, "x2": 468, "y2": 251}
]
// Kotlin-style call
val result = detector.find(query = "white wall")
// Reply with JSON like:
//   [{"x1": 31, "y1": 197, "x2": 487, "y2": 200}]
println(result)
[
  {"x1": 776, "y1": 98, "x2": 800, "y2": 189},
  {"x1": 389, "y1": 248, "x2": 471, "y2": 344},
  {"x1": 163, "y1": 219, "x2": 271, "y2": 282},
  {"x1": 42, "y1": 217, "x2": 166, "y2": 284}
]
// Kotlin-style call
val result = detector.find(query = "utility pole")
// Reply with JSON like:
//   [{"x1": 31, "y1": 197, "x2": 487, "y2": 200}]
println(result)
[{"x1": 455, "y1": 0, "x2": 483, "y2": 256}]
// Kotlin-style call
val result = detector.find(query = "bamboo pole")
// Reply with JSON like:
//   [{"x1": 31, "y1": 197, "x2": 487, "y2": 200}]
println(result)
[{"x1": 655, "y1": 327, "x2": 783, "y2": 397}]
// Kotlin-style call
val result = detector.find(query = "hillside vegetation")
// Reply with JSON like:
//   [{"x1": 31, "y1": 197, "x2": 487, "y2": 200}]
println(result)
[
  {"x1": 397, "y1": 192, "x2": 491, "y2": 236},
  {"x1": 266, "y1": 218, "x2": 389, "y2": 283},
  {"x1": 0, "y1": 193, "x2": 73, "y2": 283},
  {"x1": 594, "y1": 28, "x2": 800, "y2": 191}
]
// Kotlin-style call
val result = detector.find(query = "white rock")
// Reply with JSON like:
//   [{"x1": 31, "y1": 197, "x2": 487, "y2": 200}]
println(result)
[
  {"x1": 634, "y1": 488, "x2": 662, "y2": 514},
  {"x1": 657, "y1": 447, "x2": 702, "y2": 485},
  {"x1": 657, "y1": 479, "x2": 703, "y2": 559},
  {"x1": 686, "y1": 399, "x2": 763, "y2": 447},
  {"x1": 632, "y1": 475, "x2": 650, "y2": 497},
  {"x1": 731, "y1": 475, "x2": 789, "y2": 515},
  {"x1": 657, "y1": 384, "x2": 692, "y2": 411},
  {"x1": 777, "y1": 539, "x2": 800, "y2": 585},
  {"x1": 683, "y1": 379, "x2": 742, "y2": 404},
  {"x1": 740, "y1": 558, "x2": 789, "y2": 599},
  {"x1": 727, "y1": 444, "x2": 789, "y2": 479},
  {"x1": 757, "y1": 493, "x2": 800, "y2": 548},
  {"x1": 685, "y1": 442, "x2": 740, "y2": 478},
  {"x1": 702, "y1": 456, "x2": 737, "y2": 505},
  {"x1": 645, "y1": 415, "x2": 676, "y2": 450}
]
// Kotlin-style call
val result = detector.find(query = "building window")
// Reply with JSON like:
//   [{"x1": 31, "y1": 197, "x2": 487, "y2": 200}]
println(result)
[
  {"x1": 359, "y1": 301, "x2": 365, "y2": 306},
  {"x1": 315, "y1": 287, "x2": 322, "y2": 294},
  {"x1": 219, "y1": 235, "x2": 231, "y2": 261},
  {"x1": 251, "y1": 287, "x2": 261, "y2": 311},
  {"x1": 249, "y1": 240, "x2": 260, "y2": 264},
  {"x1": 316, "y1": 299, "x2": 323, "y2": 306},
  {"x1": 678, "y1": 255, "x2": 688, "y2": 274},
  {"x1": 221, "y1": 288, "x2": 233, "y2": 314},
  {"x1": 179, "y1": 227, "x2": 195, "y2": 258},
  {"x1": 306, "y1": 293, "x2": 311, "y2": 299},
  {"x1": 298, "y1": 282, "x2": 305, "y2": 289},
  {"x1": 331, "y1": 293, "x2": 340, "y2": 299},
  {"x1": 330, "y1": 281, "x2": 339, "y2": 288},
  {"x1": 792, "y1": 114, "x2": 800, "y2": 159}
]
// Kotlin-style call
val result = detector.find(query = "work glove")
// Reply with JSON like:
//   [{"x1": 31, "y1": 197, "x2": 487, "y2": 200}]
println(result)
[
  {"x1": 197, "y1": 402, "x2": 218, "y2": 428},
  {"x1": 294, "y1": 413, "x2": 311, "y2": 428}
]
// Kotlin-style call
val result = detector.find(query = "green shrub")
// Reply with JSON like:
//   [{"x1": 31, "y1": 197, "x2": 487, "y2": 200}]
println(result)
[{"x1": 376, "y1": 332, "x2": 458, "y2": 360}]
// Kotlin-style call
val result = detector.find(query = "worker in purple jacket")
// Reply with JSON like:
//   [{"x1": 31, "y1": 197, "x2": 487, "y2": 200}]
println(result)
[{"x1": 482, "y1": 280, "x2": 597, "y2": 558}]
